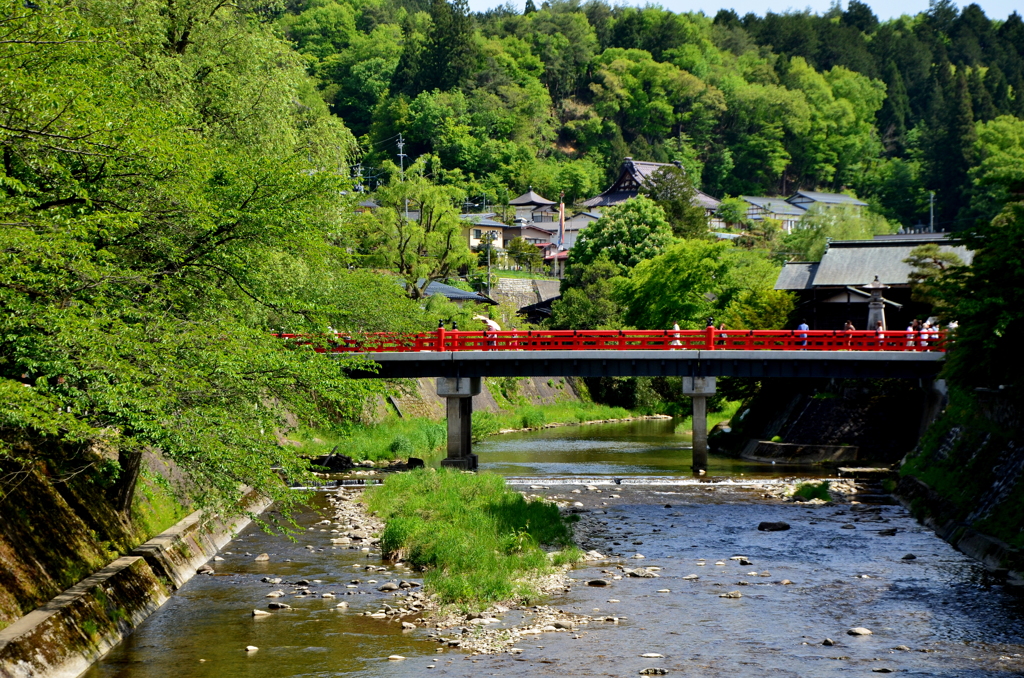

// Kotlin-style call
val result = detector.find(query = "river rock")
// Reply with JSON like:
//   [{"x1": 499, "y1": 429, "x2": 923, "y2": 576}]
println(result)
[
  {"x1": 407, "y1": 457, "x2": 425, "y2": 469},
  {"x1": 197, "y1": 564, "x2": 214, "y2": 575},
  {"x1": 252, "y1": 609, "x2": 271, "y2": 617},
  {"x1": 625, "y1": 568, "x2": 658, "y2": 578},
  {"x1": 639, "y1": 668, "x2": 668, "y2": 675},
  {"x1": 847, "y1": 627, "x2": 873, "y2": 636},
  {"x1": 872, "y1": 669, "x2": 894, "y2": 673},
  {"x1": 878, "y1": 528, "x2": 898, "y2": 536},
  {"x1": 894, "y1": 645, "x2": 911, "y2": 651},
  {"x1": 336, "y1": 602, "x2": 349, "y2": 608},
  {"x1": 214, "y1": 556, "x2": 224, "y2": 561},
  {"x1": 641, "y1": 653, "x2": 665, "y2": 658},
  {"x1": 265, "y1": 590, "x2": 285, "y2": 597},
  {"x1": 681, "y1": 574, "x2": 699, "y2": 580},
  {"x1": 401, "y1": 622, "x2": 416, "y2": 630},
  {"x1": 719, "y1": 591, "x2": 742, "y2": 598},
  {"x1": 822, "y1": 638, "x2": 835, "y2": 646},
  {"x1": 583, "y1": 550, "x2": 608, "y2": 561},
  {"x1": 758, "y1": 521, "x2": 790, "y2": 531},
  {"x1": 631, "y1": 553, "x2": 646, "y2": 559},
  {"x1": 388, "y1": 655, "x2": 406, "y2": 661},
  {"x1": 657, "y1": 589, "x2": 671, "y2": 593},
  {"x1": 254, "y1": 553, "x2": 270, "y2": 562},
  {"x1": 268, "y1": 602, "x2": 291, "y2": 610},
  {"x1": 841, "y1": 524, "x2": 856, "y2": 530},
  {"x1": 245, "y1": 646, "x2": 259, "y2": 652},
  {"x1": 587, "y1": 579, "x2": 610, "y2": 587},
  {"x1": 378, "y1": 582, "x2": 399, "y2": 591},
  {"x1": 902, "y1": 553, "x2": 917, "y2": 560}
]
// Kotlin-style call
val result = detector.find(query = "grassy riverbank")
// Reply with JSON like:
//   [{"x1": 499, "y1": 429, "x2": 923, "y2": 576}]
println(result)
[{"x1": 365, "y1": 470, "x2": 580, "y2": 607}]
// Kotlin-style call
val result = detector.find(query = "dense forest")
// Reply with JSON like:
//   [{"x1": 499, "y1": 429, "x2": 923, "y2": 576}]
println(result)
[{"x1": 281, "y1": 0, "x2": 1024, "y2": 230}]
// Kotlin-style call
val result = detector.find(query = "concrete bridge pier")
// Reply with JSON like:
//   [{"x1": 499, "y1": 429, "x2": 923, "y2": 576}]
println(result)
[
  {"x1": 683, "y1": 377, "x2": 717, "y2": 473},
  {"x1": 437, "y1": 377, "x2": 481, "y2": 470}
]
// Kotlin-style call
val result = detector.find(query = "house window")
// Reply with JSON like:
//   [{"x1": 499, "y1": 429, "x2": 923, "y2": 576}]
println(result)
[{"x1": 473, "y1": 229, "x2": 482, "y2": 239}]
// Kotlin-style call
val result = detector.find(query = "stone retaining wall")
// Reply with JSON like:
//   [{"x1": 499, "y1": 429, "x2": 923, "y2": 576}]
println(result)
[
  {"x1": 896, "y1": 475, "x2": 1023, "y2": 587},
  {"x1": 0, "y1": 496, "x2": 270, "y2": 678}
]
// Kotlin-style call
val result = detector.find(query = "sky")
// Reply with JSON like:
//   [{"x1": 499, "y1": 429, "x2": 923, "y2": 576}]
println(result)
[{"x1": 467, "y1": 0, "x2": 1021, "y2": 22}]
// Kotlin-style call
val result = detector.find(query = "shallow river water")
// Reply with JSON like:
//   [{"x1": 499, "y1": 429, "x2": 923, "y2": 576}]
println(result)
[{"x1": 85, "y1": 420, "x2": 1024, "y2": 677}]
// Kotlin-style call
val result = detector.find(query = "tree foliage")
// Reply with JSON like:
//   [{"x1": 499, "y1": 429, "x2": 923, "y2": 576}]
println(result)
[
  {"x1": 0, "y1": 0, "x2": 425, "y2": 519},
  {"x1": 565, "y1": 196, "x2": 672, "y2": 277}
]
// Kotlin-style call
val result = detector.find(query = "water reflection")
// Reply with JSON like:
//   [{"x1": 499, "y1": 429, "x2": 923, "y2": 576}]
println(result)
[{"x1": 476, "y1": 418, "x2": 816, "y2": 479}]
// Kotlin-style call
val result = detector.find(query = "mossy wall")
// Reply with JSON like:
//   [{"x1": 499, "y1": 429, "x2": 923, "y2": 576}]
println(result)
[
  {"x1": 900, "y1": 387, "x2": 1024, "y2": 559},
  {"x1": 0, "y1": 453, "x2": 188, "y2": 631}
]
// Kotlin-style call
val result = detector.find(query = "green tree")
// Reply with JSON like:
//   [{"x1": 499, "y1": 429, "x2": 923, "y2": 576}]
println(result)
[
  {"x1": 356, "y1": 158, "x2": 475, "y2": 299},
  {"x1": 639, "y1": 165, "x2": 709, "y2": 239},
  {"x1": 618, "y1": 239, "x2": 791, "y2": 330},
  {"x1": 505, "y1": 236, "x2": 543, "y2": 271},
  {"x1": 782, "y1": 203, "x2": 898, "y2": 261},
  {"x1": 549, "y1": 255, "x2": 625, "y2": 329},
  {"x1": 904, "y1": 243, "x2": 966, "y2": 307},
  {"x1": 565, "y1": 196, "x2": 672, "y2": 277},
  {"x1": 0, "y1": 0, "x2": 402, "y2": 520}
]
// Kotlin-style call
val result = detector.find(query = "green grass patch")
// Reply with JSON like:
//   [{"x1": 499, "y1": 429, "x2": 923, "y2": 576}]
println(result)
[
  {"x1": 298, "y1": 417, "x2": 447, "y2": 462},
  {"x1": 792, "y1": 481, "x2": 831, "y2": 501},
  {"x1": 675, "y1": 400, "x2": 743, "y2": 435},
  {"x1": 365, "y1": 469, "x2": 580, "y2": 607}
]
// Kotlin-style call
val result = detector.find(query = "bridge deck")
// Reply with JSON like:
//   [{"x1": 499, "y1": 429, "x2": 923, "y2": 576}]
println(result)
[{"x1": 344, "y1": 350, "x2": 944, "y2": 379}]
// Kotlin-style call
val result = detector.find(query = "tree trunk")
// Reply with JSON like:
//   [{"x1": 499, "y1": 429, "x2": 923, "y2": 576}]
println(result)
[{"x1": 109, "y1": 450, "x2": 143, "y2": 517}]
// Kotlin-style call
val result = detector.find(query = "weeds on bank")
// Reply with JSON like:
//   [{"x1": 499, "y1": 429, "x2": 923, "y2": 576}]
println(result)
[
  {"x1": 365, "y1": 469, "x2": 581, "y2": 606},
  {"x1": 299, "y1": 418, "x2": 447, "y2": 462},
  {"x1": 472, "y1": 403, "x2": 632, "y2": 440},
  {"x1": 792, "y1": 481, "x2": 832, "y2": 501}
]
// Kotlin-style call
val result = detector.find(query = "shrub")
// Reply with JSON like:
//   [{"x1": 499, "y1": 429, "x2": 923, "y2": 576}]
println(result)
[
  {"x1": 389, "y1": 435, "x2": 414, "y2": 456},
  {"x1": 520, "y1": 407, "x2": 546, "y2": 428},
  {"x1": 792, "y1": 481, "x2": 831, "y2": 501}
]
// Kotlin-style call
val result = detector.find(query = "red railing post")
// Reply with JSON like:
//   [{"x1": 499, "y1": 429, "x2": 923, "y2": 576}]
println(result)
[
  {"x1": 437, "y1": 324, "x2": 445, "y2": 352},
  {"x1": 705, "y1": 325, "x2": 715, "y2": 350}
]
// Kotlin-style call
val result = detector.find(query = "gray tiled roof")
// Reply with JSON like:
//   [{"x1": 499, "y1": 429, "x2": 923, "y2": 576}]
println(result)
[
  {"x1": 775, "y1": 262, "x2": 819, "y2": 290},
  {"x1": 788, "y1": 190, "x2": 868, "y2": 207},
  {"x1": 742, "y1": 196, "x2": 807, "y2": 217},
  {"x1": 509, "y1": 190, "x2": 555, "y2": 207},
  {"x1": 808, "y1": 240, "x2": 973, "y2": 287}
]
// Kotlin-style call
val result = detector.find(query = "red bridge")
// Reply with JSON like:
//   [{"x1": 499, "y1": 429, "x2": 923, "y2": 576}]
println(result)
[
  {"x1": 282, "y1": 327, "x2": 947, "y2": 354},
  {"x1": 282, "y1": 328, "x2": 947, "y2": 472}
]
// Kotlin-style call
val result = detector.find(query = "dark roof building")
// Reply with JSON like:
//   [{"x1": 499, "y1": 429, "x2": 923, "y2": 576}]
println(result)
[
  {"x1": 580, "y1": 157, "x2": 721, "y2": 213},
  {"x1": 774, "y1": 235, "x2": 972, "y2": 330}
]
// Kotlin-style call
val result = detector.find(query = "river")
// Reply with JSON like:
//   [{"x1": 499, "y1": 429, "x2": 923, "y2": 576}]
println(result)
[{"x1": 84, "y1": 419, "x2": 1024, "y2": 677}]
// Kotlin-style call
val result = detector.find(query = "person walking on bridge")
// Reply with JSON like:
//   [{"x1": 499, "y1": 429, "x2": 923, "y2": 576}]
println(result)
[
  {"x1": 670, "y1": 322, "x2": 681, "y2": 349},
  {"x1": 797, "y1": 319, "x2": 809, "y2": 348}
]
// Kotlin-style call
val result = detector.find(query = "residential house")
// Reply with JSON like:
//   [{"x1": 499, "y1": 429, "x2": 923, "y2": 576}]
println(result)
[
  {"x1": 460, "y1": 213, "x2": 507, "y2": 250},
  {"x1": 740, "y1": 196, "x2": 806, "y2": 233},
  {"x1": 774, "y1": 234, "x2": 972, "y2": 330}
]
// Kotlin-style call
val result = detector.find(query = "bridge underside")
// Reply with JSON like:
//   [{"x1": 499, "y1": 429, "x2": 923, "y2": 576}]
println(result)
[{"x1": 345, "y1": 350, "x2": 944, "y2": 380}]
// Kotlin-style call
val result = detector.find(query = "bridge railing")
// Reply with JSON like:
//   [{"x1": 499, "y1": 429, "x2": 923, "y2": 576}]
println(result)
[{"x1": 276, "y1": 328, "x2": 948, "y2": 353}]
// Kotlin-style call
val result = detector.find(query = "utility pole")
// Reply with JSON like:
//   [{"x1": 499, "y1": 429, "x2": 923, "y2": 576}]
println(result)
[
  {"x1": 397, "y1": 133, "x2": 408, "y2": 221},
  {"x1": 929, "y1": 191, "x2": 935, "y2": 233}
]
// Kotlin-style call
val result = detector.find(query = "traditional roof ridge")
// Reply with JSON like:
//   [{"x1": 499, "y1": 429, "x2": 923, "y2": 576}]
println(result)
[{"x1": 509, "y1": 189, "x2": 555, "y2": 207}]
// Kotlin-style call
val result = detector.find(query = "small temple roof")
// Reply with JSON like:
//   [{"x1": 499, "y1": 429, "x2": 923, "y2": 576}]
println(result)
[{"x1": 509, "y1": 189, "x2": 556, "y2": 207}]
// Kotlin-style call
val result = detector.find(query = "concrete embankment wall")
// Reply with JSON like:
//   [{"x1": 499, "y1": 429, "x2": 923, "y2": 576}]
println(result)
[
  {"x1": 715, "y1": 379, "x2": 929, "y2": 464},
  {"x1": 387, "y1": 376, "x2": 581, "y2": 420},
  {"x1": 0, "y1": 497, "x2": 269, "y2": 678}
]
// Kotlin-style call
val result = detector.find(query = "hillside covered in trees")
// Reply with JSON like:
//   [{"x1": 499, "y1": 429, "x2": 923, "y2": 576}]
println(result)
[{"x1": 285, "y1": 0, "x2": 1024, "y2": 231}]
